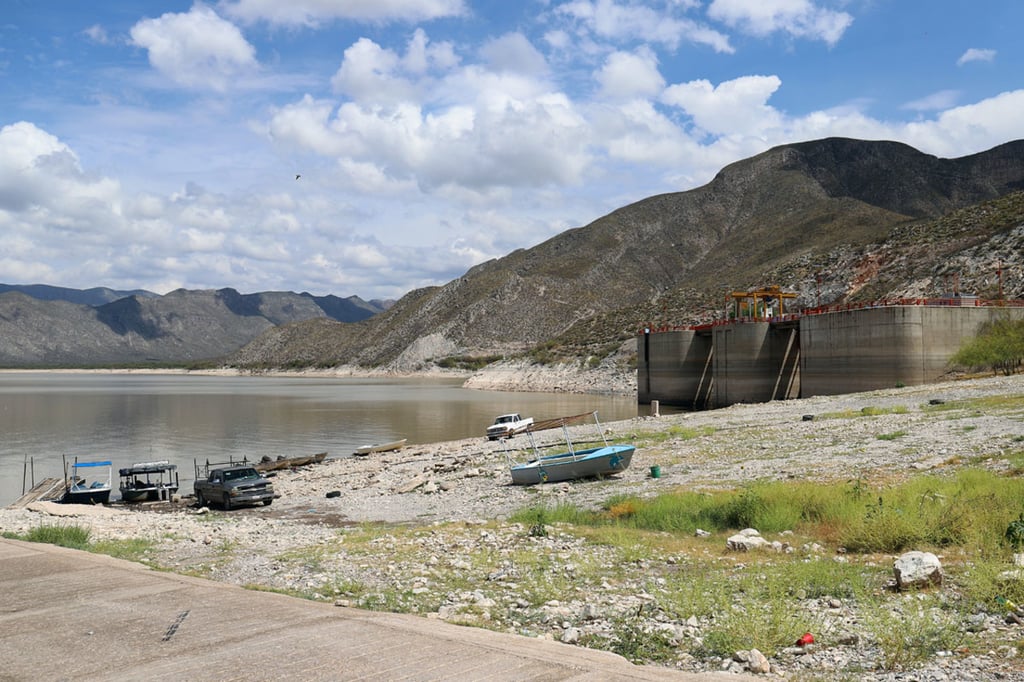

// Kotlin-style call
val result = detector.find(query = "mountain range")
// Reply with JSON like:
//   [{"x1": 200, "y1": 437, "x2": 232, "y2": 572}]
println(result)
[
  {"x1": 2, "y1": 136, "x2": 1023, "y2": 371},
  {"x1": 0, "y1": 287, "x2": 388, "y2": 367}
]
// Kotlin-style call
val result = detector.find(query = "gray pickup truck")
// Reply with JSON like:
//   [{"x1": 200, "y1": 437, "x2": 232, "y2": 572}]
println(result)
[{"x1": 194, "y1": 464, "x2": 276, "y2": 510}]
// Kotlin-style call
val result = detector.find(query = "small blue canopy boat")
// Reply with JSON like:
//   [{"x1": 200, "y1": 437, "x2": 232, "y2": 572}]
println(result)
[
  {"x1": 62, "y1": 457, "x2": 113, "y2": 505},
  {"x1": 507, "y1": 411, "x2": 635, "y2": 485}
]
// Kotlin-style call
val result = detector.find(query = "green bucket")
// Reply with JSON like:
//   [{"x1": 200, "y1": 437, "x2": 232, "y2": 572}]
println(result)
[{"x1": 650, "y1": 465, "x2": 661, "y2": 479}]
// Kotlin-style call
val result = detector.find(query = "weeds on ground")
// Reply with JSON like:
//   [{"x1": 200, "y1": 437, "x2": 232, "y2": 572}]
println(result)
[
  {"x1": 502, "y1": 468, "x2": 1024, "y2": 670},
  {"x1": 582, "y1": 617, "x2": 679, "y2": 664},
  {"x1": 90, "y1": 537, "x2": 154, "y2": 562},
  {"x1": 4, "y1": 524, "x2": 156, "y2": 563},
  {"x1": 632, "y1": 424, "x2": 716, "y2": 446},
  {"x1": 4, "y1": 523, "x2": 92, "y2": 549},
  {"x1": 819, "y1": 405, "x2": 909, "y2": 420},
  {"x1": 862, "y1": 596, "x2": 963, "y2": 671},
  {"x1": 515, "y1": 471, "x2": 1024, "y2": 555}
]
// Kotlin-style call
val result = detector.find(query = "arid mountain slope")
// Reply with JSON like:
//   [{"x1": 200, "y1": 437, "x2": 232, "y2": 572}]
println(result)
[{"x1": 231, "y1": 137, "x2": 1024, "y2": 370}]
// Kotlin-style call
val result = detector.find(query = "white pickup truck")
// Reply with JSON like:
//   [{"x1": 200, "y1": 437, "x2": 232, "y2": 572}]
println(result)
[{"x1": 486, "y1": 413, "x2": 534, "y2": 440}]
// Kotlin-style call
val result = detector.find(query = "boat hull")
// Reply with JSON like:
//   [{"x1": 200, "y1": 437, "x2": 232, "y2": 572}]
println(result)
[
  {"x1": 62, "y1": 488, "x2": 112, "y2": 505},
  {"x1": 510, "y1": 445, "x2": 635, "y2": 485},
  {"x1": 118, "y1": 461, "x2": 179, "y2": 502},
  {"x1": 353, "y1": 439, "x2": 407, "y2": 456},
  {"x1": 254, "y1": 452, "x2": 328, "y2": 472},
  {"x1": 120, "y1": 485, "x2": 179, "y2": 503}
]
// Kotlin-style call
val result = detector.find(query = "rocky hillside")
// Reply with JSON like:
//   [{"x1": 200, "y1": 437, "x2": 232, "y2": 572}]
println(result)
[
  {"x1": 231, "y1": 137, "x2": 1024, "y2": 371},
  {"x1": 0, "y1": 288, "x2": 388, "y2": 366}
]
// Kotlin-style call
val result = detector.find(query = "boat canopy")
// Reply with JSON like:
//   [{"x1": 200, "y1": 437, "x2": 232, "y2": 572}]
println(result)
[
  {"x1": 119, "y1": 461, "x2": 176, "y2": 476},
  {"x1": 72, "y1": 460, "x2": 113, "y2": 468},
  {"x1": 525, "y1": 411, "x2": 596, "y2": 433}
]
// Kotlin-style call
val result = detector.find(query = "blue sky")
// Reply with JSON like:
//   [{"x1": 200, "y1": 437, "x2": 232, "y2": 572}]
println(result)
[{"x1": 2, "y1": 1, "x2": 1022, "y2": 300}]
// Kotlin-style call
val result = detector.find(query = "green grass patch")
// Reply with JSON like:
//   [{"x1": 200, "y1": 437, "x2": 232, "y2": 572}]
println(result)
[
  {"x1": 923, "y1": 394, "x2": 1024, "y2": 414},
  {"x1": 819, "y1": 405, "x2": 910, "y2": 420},
  {"x1": 5, "y1": 524, "x2": 92, "y2": 549},
  {"x1": 90, "y1": 538, "x2": 155, "y2": 563},
  {"x1": 631, "y1": 424, "x2": 716, "y2": 446},
  {"x1": 863, "y1": 597, "x2": 963, "y2": 670},
  {"x1": 877, "y1": 430, "x2": 908, "y2": 441},
  {"x1": 2, "y1": 524, "x2": 157, "y2": 564},
  {"x1": 512, "y1": 469, "x2": 1024, "y2": 555}
]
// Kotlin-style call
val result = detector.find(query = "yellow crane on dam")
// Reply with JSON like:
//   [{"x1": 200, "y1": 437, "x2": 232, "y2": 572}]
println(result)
[{"x1": 728, "y1": 285, "x2": 798, "y2": 320}]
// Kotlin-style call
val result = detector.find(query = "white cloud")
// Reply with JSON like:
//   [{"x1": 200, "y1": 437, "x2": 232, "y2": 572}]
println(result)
[
  {"x1": 330, "y1": 38, "x2": 416, "y2": 103},
  {"x1": 219, "y1": 0, "x2": 467, "y2": 26},
  {"x1": 957, "y1": 48, "x2": 996, "y2": 66},
  {"x1": 662, "y1": 75, "x2": 783, "y2": 136},
  {"x1": 0, "y1": 121, "x2": 120, "y2": 218},
  {"x1": 479, "y1": 34, "x2": 548, "y2": 76},
  {"x1": 82, "y1": 25, "x2": 110, "y2": 44},
  {"x1": 281, "y1": 34, "x2": 591, "y2": 195},
  {"x1": 556, "y1": 0, "x2": 734, "y2": 53},
  {"x1": 591, "y1": 99, "x2": 697, "y2": 165},
  {"x1": 901, "y1": 90, "x2": 1024, "y2": 158},
  {"x1": 595, "y1": 48, "x2": 665, "y2": 100},
  {"x1": 267, "y1": 95, "x2": 344, "y2": 154},
  {"x1": 708, "y1": 0, "x2": 853, "y2": 46},
  {"x1": 129, "y1": 5, "x2": 258, "y2": 91},
  {"x1": 404, "y1": 28, "x2": 459, "y2": 74},
  {"x1": 330, "y1": 31, "x2": 460, "y2": 104},
  {"x1": 901, "y1": 90, "x2": 960, "y2": 112}
]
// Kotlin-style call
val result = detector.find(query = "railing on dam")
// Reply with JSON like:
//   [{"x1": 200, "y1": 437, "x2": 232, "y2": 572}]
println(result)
[
  {"x1": 640, "y1": 297, "x2": 1024, "y2": 334},
  {"x1": 802, "y1": 297, "x2": 1024, "y2": 316}
]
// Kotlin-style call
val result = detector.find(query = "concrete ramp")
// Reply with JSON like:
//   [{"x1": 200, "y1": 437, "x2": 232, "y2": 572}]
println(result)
[{"x1": 0, "y1": 538, "x2": 738, "y2": 681}]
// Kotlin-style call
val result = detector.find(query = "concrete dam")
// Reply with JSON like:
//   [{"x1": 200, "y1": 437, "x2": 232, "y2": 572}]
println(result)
[{"x1": 637, "y1": 291, "x2": 1024, "y2": 410}]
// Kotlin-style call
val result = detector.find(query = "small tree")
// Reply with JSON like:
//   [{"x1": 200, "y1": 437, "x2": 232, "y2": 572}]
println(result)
[{"x1": 951, "y1": 317, "x2": 1024, "y2": 376}]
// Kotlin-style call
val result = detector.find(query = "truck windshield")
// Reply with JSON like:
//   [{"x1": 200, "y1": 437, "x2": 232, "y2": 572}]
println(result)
[{"x1": 223, "y1": 468, "x2": 259, "y2": 481}]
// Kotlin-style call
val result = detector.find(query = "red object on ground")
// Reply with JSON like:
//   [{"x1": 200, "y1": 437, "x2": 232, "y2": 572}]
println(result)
[{"x1": 796, "y1": 632, "x2": 815, "y2": 646}]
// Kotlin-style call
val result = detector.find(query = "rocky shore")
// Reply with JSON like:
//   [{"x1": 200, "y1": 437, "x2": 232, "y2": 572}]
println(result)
[{"x1": 4, "y1": 373, "x2": 1024, "y2": 679}]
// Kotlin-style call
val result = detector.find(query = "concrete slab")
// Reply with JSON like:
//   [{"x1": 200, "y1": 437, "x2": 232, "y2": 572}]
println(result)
[{"x1": 0, "y1": 538, "x2": 744, "y2": 681}]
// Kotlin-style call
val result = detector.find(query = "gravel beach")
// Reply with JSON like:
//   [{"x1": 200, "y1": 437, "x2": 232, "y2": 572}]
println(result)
[{"x1": 4, "y1": 373, "x2": 1024, "y2": 679}]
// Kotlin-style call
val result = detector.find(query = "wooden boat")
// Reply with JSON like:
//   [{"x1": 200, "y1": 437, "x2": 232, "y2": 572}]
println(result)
[
  {"x1": 507, "y1": 412, "x2": 635, "y2": 485},
  {"x1": 118, "y1": 461, "x2": 179, "y2": 502},
  {"x1": 61, "y1": 457, "x2": 113, "y2": 504},
  {"x1": 254, "y1": 451, "x2": 328, "y2": 472},
  {"x1": 353, "y1": 439, "x2": 407, "y2": 456}
]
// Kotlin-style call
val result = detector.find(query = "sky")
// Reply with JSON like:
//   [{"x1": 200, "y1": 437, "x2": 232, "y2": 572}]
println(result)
[{"x1": 2, "y1": 1, "x2": 1023, "y2": 301}]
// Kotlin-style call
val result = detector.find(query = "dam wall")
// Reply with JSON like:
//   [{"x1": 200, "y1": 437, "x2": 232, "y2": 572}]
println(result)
[
  {"x1": 638, "y1": 303, "x2": 1024, "y2": 408},
  {"x1": 711, "y1": 321, "x2": 800, "y2": 408},
  {"x1": 800, "y1": 305, "x2": 1024, "y2": 397},
  {"x1": 638, "y1": 329, "x2": 713, "y2": 409}
]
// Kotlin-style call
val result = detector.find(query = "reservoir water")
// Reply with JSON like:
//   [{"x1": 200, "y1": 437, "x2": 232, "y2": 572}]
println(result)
[{"x1": 0, "y1": 372, "x2": 643, "y2": 506}]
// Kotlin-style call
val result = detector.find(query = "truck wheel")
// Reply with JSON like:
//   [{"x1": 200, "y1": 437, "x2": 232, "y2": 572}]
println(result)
[
  {"x1": 222, "y1": 494, "x2": 232, "y2": 511},
  {"x1": 196, "y1": 491, "x2": 206, "y2": 508},
  {"x1": 262, "y1": 499, "x2": 273, "y2": 506}
]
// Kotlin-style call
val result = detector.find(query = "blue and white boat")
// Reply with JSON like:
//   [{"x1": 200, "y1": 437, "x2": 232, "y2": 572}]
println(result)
[
  {"x1": 62, "y1": 457, "x2": 113, "y2": 505},
  {"x1": 507, "y1": 411, "x2": 635, "y2": 485}
]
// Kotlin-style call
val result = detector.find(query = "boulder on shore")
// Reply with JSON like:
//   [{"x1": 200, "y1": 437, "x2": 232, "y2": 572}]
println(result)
[{"x1": 894, "y1": 550, "x2": 942, "y2": 590}]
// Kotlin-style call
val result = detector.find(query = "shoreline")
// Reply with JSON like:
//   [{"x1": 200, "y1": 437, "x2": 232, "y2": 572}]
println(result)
[{"x1": 0, "y1": 360, "x2": 640, "y2": 397}]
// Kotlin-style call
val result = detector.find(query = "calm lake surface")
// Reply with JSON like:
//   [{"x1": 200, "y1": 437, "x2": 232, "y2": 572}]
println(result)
[{"x1": 0, "y1": 372, "x2": 646, "y2": 506}]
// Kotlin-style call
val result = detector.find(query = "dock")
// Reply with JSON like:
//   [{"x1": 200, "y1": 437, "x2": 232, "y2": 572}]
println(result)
[{"x1": 8, "y1": 477, "x2": 64, "y2": 508}]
